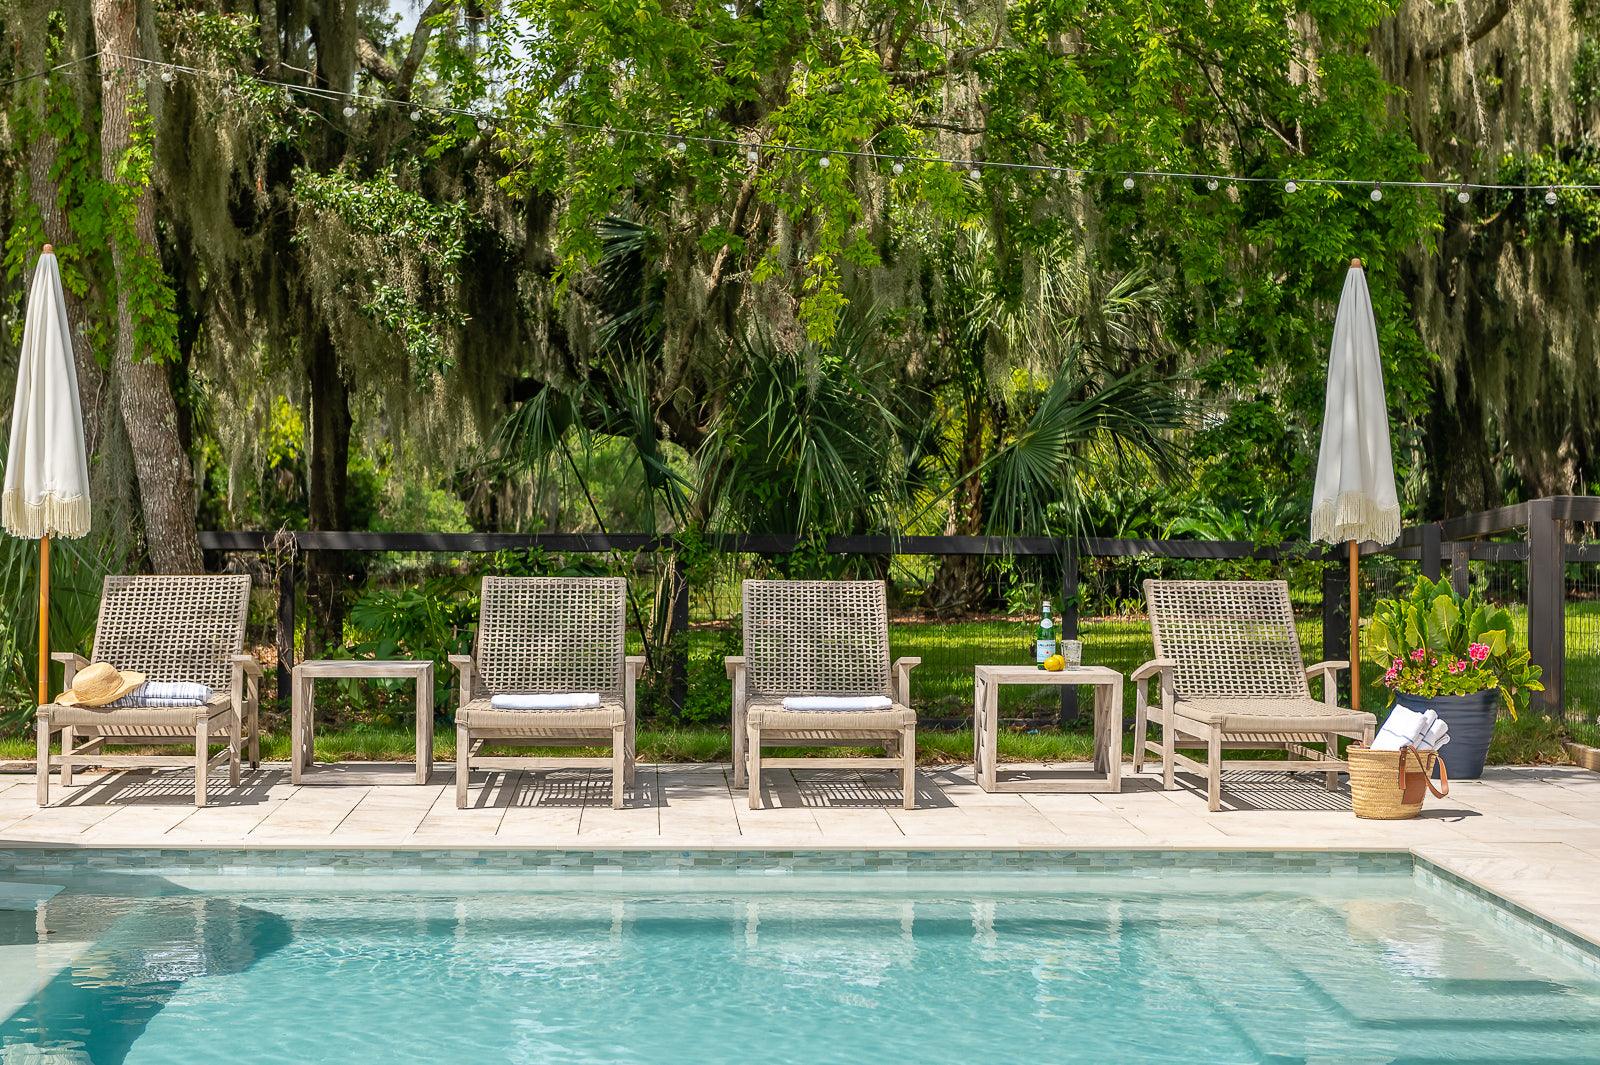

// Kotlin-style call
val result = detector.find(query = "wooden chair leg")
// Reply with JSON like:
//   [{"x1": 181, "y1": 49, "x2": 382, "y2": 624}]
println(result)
[
  {"x1": 732, "y1": 707, "x2": 748, "y2": 790},
  {"x1": 612, "y1": 724, "x2": 626, "y2": 810},
  {"x1": 195, "y1": 718, "x2": 209, "y2": 808},
  {"x1": 901, "y1": 725, "x2": 917, "y2": 811},
  {"x1": 248, "y1": 698, "x2": 261, "y2": 768},
  {"x1": 58, "y1": 725, "x2": 74, "y2": 788},
  {"x1": 35, "y1": 716, "x2": 50, "y2": 807},
  {"x1": 1132, "y1": 697, "x2": 1147, "y2": 773},
  {"x1": 1161, "y1": 716, "x2": 1176, "y2": 791},
  {"x1": 624, "y1": 714, "x2": 637, "y2": 786},
  {"x1": 230, "y1": 712, "x2": 242, "y2": 788},
  {"x1": 1206, "y1": 731, "x2": 1222, "y2": 812},
  {"x1": 455, "y1": 724, "x2": 471, "y2": 809},
  {"x1": 1323, "y1": 732, "x2": 1340, "y2": 791},
  {"x1": 747, "y1": 724, "x2": 763, "y2": 810}
]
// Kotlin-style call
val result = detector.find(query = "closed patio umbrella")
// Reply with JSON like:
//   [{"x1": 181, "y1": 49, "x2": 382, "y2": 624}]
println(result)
[
  {"x1": 3, "y1": 246, "x2": 91, "y2": 708},
  {"x1": 1311, "y1": 258, "x2": 1400, "y2": 710}
]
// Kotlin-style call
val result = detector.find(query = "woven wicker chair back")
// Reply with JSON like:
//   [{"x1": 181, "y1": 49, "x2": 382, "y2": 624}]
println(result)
[
  {"x1": 475, "y1": 577, "x2": 626, "y2": 697},
  {"x1": 1144, "y1": 579, "x2": 1311, "y2": 700},
  {"x1": 742, "y1": 580, "x2": 891, "y2": 698},
  {"x1": 92, "y1": 575, "x2": 251, "y2": 691}
]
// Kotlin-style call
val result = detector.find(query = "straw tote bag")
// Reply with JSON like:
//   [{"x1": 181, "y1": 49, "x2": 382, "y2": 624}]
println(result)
[{"x1": 1348, "y1": 745, "x2": 1449, "y2": 820}]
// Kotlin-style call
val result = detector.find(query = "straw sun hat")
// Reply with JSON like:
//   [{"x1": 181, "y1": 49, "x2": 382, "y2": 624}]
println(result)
[{"x1": 56, "y1": 662, "x2": 145, "y2": 707}]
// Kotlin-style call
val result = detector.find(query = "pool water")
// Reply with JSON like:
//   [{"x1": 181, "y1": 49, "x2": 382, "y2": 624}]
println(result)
[{"x1": 0, "y1": 854, "x2": 1597, "y2": 1064}]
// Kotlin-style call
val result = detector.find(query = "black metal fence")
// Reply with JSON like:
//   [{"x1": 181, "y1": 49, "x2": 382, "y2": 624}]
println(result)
[{"x1": 196, "y1": 496, "x2": 1599, "y2": 737}]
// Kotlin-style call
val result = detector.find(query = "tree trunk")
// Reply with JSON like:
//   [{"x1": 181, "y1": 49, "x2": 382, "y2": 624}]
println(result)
[
  {"x1": 305, "y1": 325, "x2": 352, "y2": 655},
  {"x1": 92, "y1": 0, "x2": 203, "y2": 574},
  {"x1": 925, "y1": 388, "x2": 994, "y2": 614}
]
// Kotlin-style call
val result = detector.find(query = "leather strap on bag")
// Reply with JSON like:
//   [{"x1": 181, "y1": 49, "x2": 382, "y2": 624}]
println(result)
[{"x1": 1397, "y1": 745, "x2": 1449, "y2": 798}]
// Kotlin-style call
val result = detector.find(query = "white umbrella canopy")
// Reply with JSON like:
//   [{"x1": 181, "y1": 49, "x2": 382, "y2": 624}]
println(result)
[
  {"x1": 3, "y1": 246, "x2": 91, "y2": 708},
  {"x1": 1311, "y1": 258, "x2": 1399, "y2": 709}
]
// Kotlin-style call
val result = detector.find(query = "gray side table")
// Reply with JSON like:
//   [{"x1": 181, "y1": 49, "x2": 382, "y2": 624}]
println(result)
[
  {"x1": 973, "y1": 664, "x2": 1125, "y2": 793},
  {"x1": 290, "y1": 659, "x2": 434, "y2": 784}
]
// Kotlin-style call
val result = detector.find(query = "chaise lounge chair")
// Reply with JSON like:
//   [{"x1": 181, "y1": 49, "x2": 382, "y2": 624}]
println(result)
[
  {"x1": 35, "y1": 574, "x2": 261, "y2": 808},
  {"x1": 450, "y1": 576, "x2": 644, "y2": 809},
  {"x1": 727, "y1": 579, "x2": 920, "y2": 810},
  {"x1": 1133, "y1": 579, "x2": 1377, "y2": 811}
]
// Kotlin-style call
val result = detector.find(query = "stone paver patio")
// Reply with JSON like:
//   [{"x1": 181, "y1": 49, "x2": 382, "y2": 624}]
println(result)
[{"x1": 3, "y1": 762, "x2": 1598, "y2": 951}]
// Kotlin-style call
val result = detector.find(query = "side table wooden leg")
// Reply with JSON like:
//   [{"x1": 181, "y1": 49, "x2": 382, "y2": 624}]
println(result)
[
  {"x1": 417, "y1": 667, "x2": 433, "y2": 785},
  {"x1": 1107, "y1": 679, "x2": 1123, "y2": 792},
  {"x1": 981, "y1": 676, "x2": 1000, "y2": 792},
  {"x1": 290, "y1": 673, "x2": 304, "y2": 785},
  {"x1": 972, "y1": 671, "x2": 985, "y2": 783}
]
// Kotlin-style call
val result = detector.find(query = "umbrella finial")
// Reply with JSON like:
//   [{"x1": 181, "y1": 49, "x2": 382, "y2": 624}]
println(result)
[
  {"x1": 1350, "y1": 257, "x2": 1362, "y2": 268},
  {"x1": 42, "y1": 244, "x2": 53, "y2": 255}
]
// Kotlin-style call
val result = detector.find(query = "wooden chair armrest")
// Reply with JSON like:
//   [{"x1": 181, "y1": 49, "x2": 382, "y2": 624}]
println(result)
[
  {"x1": 230, "y1": 653, "x2": 263, "y2": 677},
  {"x1": 892, "y1": 657, "x2": 921, "y2": 705},
  {"x1": 724, "y1": 655, "x2": 747, "y2": 679},
  {"x1": 1306, "y1": 660, "x2": 1348, "y2": 706},
  {"x1": 448, "y1": 655, "x2": 478, "y2": 709},
  {"x1": 1305, "y1": 660, "x2": 1349, "y2": 678},
  {"x1": 1131, "y1": 658, "x2": 1175, "y2": 683},
  {"x1": 51, "y1": 652, "x2": 89, "y2": 689}
]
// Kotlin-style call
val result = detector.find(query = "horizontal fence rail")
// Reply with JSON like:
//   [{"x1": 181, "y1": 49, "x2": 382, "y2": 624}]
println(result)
[{"x1": 198, "y1": 498, "x2": 1593, "y2": 730}]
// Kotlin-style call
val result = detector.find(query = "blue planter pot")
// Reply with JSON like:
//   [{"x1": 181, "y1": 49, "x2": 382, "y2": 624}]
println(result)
[{"x1": 1392, "y1": 690, "x2": 1499, "y2": 780}]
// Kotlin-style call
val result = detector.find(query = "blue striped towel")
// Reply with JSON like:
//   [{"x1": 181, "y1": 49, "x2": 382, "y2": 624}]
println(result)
[{"x1": 112, "y1": 682, "x2": 214, "y2": 708}]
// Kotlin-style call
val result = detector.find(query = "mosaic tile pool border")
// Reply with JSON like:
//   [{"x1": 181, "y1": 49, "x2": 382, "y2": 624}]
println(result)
[{"x1": 0, "y1": 846, "x2": 1413, "y2": 878}]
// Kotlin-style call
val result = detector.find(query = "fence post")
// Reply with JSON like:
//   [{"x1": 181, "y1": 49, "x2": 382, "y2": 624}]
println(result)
[
  {"x1": 1419, "y1": 523, "x2": 1442, "y2": 581},
  {"x1": 1450, "y1": 542, "x2": 1471, "y2": 596},
  {"x1": 1527, "y1": 498, "x2": 1565, "y2": 718},
  {"x1": 1059, "y1": 541, "x2": 1080, "y2": 726},
  {"x1": 1322, "y1": 555, "x2": 1350, "y2": 702},
  {"x1": 275, "y1": 556, "x2": 295, "y2": 708}
]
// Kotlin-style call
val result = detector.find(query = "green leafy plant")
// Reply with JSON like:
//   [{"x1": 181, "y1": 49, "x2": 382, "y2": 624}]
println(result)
[{"x1": 1364, "y1": 576, "x2": 1544, "y2": 718}]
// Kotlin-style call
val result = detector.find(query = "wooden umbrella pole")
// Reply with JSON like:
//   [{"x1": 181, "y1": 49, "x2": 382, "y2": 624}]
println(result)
[
  {"x1": 1349, "y1": 539, "x2": 1360, "y2": 710},
  {"x1": 37, "y1": 535, "x2": 50, "y2": 706}
]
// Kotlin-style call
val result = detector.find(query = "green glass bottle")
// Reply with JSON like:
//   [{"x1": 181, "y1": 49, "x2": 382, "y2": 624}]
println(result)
[{"x1": 1035, "y1": 599, "x2": 1057, "y2": 667}]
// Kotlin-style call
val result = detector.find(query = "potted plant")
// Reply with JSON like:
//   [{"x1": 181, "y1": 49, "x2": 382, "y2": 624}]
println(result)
[{"x1": 1363, "y1": 576, "x2": 1544, "y2": 779}]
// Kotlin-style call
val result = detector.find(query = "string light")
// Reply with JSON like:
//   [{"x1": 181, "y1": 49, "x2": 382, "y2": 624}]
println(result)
[
  {"x1": 818, "y1": 155, "x2": 830, "y2": 168},
  {"x1": 746, "y1": 148, "x2": 758, "y2": 163},
  {"x1": 76, "y1": 51, "x2": 1600, "y2": 203},
  {"x1": 342, "y1": 105, "x2": 357, "y2": 118},
  {"x1": 969, "y1": 167, "x2": 981, "y2": 179}
]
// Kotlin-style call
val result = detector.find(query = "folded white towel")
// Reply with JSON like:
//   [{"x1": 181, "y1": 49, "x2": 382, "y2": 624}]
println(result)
[
  {"x1": 111, "y1": 682, "x2": 212, "y2": 708},
  {"x1": 1419, "y1": 719, "x2": 1451, "y2": 751},
  {"x1": 780, "y1": 695, "x2": 893, "y2": 712},
  {"x1": 489, "y1": 693, "x2": 603, "y2": 711}
]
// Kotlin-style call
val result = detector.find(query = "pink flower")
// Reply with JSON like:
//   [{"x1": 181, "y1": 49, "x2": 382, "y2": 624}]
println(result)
[
  {"x1": 1468, "y1": 642, "x2": 1490, "y2": 663},
  {"x1": 1410, "y1": 648, "x2": 1427, "y2": 662},
  {"x1": 1392, "y1": 657, "x2": 1404, "y2": 669}
]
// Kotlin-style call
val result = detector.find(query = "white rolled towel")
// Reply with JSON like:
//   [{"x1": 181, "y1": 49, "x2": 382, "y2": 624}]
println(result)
[
  {"x1": 1372, "y1": 706, "x2": 1437, "y2": 752},
  {"x1": 489, "y1": 692, "x2": 602, "y2": 711},
  {"x1": 780, "y1": 695, "x2": 893, "y2": 712},
  {"x1": 1417, "y1": 718, "x2": 1450, "y2": 751}
]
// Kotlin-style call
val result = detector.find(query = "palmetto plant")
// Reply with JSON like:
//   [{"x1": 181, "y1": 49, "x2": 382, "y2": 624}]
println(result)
[{"x1": 698, "y1": 316, "x2": 908, "y2": 535}]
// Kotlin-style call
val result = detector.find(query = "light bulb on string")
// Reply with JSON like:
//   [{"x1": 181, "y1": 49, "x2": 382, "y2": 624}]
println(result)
[
  {"x1": 674, "y1": 139, "x2": 687, "y2": 153},
  {"x1": 160, "y1": 69, "x2": 174, "y2": 84},
  {"x1": 409, "y1": 109, "x2": 422, "y2": 121},
  {"x1": 606, "y1": 132, "x2": 617, "y2": 147},
  {"x1": 818, "y1": 155, "x2": 830, "y2": 168},
  {"x1": 969, "y1": 167, "x2": 981, "y2": 180},
  {"x1": 477, "y1": 117, "x2": 489, "y2": 131},
  {"x1": 1284, "y1": 180, "x2": 1298, "y2": 194},
  {"x1": 1456, "y1": 188, "x2": 1470, "y2": 204},
  {"x1": 343, "y1": 105, "x2": 357, "y2": 118},
  {"x1": 1122, "y1": 176, "x2": 1135, "y2": 190},
  {"x1": 891, "y1": 160, "x2": 905, "y2": 175},
  {"x1": 1545, "y1": 188, "x2": 1559, "y2": 205},
  {"x1": 746, "y1": 148, "x2": 758, "y2": 163},
  {"x1": 1370, "y1": 185, "x2": 1383, "y2": 201},
  {"x1": 1205, "y1": 178, "x2": 1219, "y2": 191}
]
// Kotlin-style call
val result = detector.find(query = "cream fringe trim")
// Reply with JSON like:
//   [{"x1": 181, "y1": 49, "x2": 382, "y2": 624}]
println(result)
[
  {"x1": 1312, "y1": 493, "x2": 1400, "y2": 546},
  {"x1": 1, "y1": 492, "x2": 91, "y2": 540}
]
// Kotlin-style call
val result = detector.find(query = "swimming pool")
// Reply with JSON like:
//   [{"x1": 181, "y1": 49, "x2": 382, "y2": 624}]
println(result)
[{"x1": 0, "y1": 849, "x2": 1595, "y2": 1063}]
